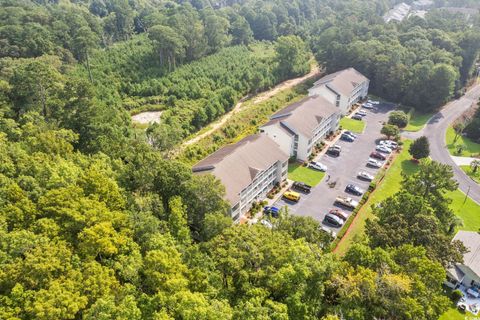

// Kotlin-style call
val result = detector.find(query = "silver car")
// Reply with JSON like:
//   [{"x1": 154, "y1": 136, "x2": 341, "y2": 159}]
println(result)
[{"x1": 308, "y1": 161, "x2": 327, "y2": 172}]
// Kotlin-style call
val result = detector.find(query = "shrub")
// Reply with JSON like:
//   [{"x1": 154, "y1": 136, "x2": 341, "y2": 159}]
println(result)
[
  {"x1": 451, "y1": 289, "x2": 463, "y2": 302},
  {"x1": 388, "y1": 111, "x2": 408, "y2": 128},
  {"x1": 381, "y1": 124, "x2": 400, "y2": 140},
  {"x1": 409, "y1": 136, "x2": 430, "y2": 159}
]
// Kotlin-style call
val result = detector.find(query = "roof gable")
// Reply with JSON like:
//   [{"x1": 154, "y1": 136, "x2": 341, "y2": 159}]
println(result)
[
  {"x1": 192, "y1": 134, "x2": 289, "y2": 205},
  {"x1": 313, "y1": 68, "x2": 369, "y2": 97}
]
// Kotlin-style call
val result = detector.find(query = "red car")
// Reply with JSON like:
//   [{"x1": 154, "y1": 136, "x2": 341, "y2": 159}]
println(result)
[
  {"x1": 329, "y1": 208, "x2": 348, "y2": 221},
  {"x1": 370, "y1": 151, "x2": 386, "y2": 161}
]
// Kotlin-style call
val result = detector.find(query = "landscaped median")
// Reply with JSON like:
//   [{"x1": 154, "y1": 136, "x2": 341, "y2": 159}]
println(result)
[
  {"x1": 460, "y1": 165, "x2": 480, "y2": 183},
  {"x1": 339, "y1": 117, "x2": 365, "y2": 134},
  {"x1": 446, "y1": 126, "x2": 480, "y2": 157},
  {"x1": 288, "y1": 163, "x2": 325, "y2": 187},
  {"x1": 403, "y1": 109, "x2": 433, "y2": 132}
]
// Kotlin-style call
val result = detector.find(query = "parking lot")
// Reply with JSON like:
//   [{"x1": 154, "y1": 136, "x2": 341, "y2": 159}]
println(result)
[{"x1": 274, "y1": 101, "x2": 396, "y2": 233}]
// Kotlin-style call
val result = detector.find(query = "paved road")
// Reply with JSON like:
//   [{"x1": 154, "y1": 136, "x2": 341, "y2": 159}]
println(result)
[
  {"x1": 274, "y1": 102, "x2": 396, "y2": 232},
  {"x1": 403, "y1": 84, "x2": 480, "y2": 204}
]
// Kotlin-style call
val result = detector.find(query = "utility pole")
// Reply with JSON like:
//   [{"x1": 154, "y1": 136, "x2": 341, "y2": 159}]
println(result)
[{"x1": 463, "y1": 186, "x2": 471, "y2": 205}]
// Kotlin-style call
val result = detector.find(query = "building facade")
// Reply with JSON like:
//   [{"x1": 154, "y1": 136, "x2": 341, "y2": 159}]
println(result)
[
  {"x1": 192, "y1": 134, "x2": 288, "y2": 221},
  {"x1": 308, "y1": 68, "x2": 369, "y2": 115},
  {"x1": 446, "y1": 231, "x2": 480, "y2": 290},
  {"x1": 260, "y1": 95, "x2": 340, "y2": 161}
]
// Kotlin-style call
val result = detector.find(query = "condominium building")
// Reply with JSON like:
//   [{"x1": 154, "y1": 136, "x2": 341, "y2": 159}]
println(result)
[
  {"x1": 192, "y1": 134, "x2": 288, "y2": 221},
  {"x1": 308, "y1": 67, "x2": 369, "y2": 115},
  {"x1": 259, "y1": 95, "x2": 340, "y2": 161}
]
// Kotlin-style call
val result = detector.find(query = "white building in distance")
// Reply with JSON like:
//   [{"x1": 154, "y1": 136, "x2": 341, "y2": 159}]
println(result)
[
  {"x1": 260, "y1": 95, "x2": 339, "y2": 162},
  {"x1": 384, "y1": 2, "x2": 412, "y2": 23},
  {"x1": 308, "y1": 68, "x2": 369, "y2": 115},
  {"x1": 192, "y1": 134, "x2": 288, "y2": 221},
  {"x1": 446, "y1": 231, "x2": 480, "y2": 290}
]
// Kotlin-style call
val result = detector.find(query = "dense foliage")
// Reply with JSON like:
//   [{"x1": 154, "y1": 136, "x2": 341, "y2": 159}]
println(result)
[
  {"x1": 1, "y1": 0, "x2": 479, "y2": 319},
  {"x1": 465, "y1": 104, "x2": 480, "y2": 141},
  {"x1": 312, "y1": 8, "x2": 480, "y2": 112}
]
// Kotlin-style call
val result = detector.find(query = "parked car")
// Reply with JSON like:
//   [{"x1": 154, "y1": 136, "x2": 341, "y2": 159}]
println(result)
[
  {"x1": 370, "y1": 151, "x2": 387, "y2": 160},
  {"x1": 379, "y1": 140, "x2": 398, "y2": 149},
  {"x1": 308, "y1": 161, "x2": 327, "y2": 171},
  {"x1": 376, "y1": 145, "x2": 392, "y2": 154},
  {"x1": 341, "y1": 133, "x2": 355, "y2": 142},
  {"x1": 327, "y1": 147, "x2": 340, "y2": 157},
  {"x1": 352, "y1": 114, "x2": 363, "y2": 120},
  {"x1": 329, "y1": 208, "x2": 348, "y2": 221},
  {"x1": 283, "y1": 191, "x2": 300, "y2": 202},
  {"x1": 357, "y1": 110, "x2": 367, "y2": 117},
  {"x1": 263, "y1": 206, "x2": 280, "y2": 218},
  {"x1": 344, "y1": 131, "x2": 357, "y2": 138},
  {"x1": 321, "y1": 226, "x2": 337, "y2": 238},
  {"x1": 323, "y1": 213, "x2": 344, "y2": 227},
  {"x1": 362, "y1": 103, "x2": 374, "y2": 109},
  {"x1": 260, "y1": 220, "x2": 273, "y2": 229},
  {"x1": 367, "y1": 99, "x2": 380, "y2": 105},
  {"x1": 357, "y1": 171, "x2": 375, "y2": 181},
  {"x1": 345, "y1": 184, "x2": 364, "y2": 196},
  {"x1": 335, "y1": 196, "x2": 359, "y2": 209},
  {"x1": 292, "y1": 181, "x2": 312, "y2": 194},
  {"x1": 331, "y1": 144, "x2": 342, "y2": 151},
  {"x1": 367, "y1": 158, "x2": 383, "y2": 168}
]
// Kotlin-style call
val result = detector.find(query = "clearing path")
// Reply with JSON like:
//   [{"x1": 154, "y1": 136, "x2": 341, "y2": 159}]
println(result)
[
  {"x1": 131, "y1": 111, "x2": 163, "y2": 124},
  {"x1": 180, "y1": 65, "x2": 321, "y2": 149}
]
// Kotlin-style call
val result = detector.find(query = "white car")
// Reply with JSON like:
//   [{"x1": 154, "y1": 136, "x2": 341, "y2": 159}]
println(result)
[
  {"x1": 367, "y1": 158, "x2": 383, "y2": 168},
  {"x1": 357, "y1": 110, "x2": 367, "y2": 117},
  {"x1": 357, "y1": 171, "x2": 375, "y2": 181},
  {"x1": 368, "y1": 99, "x2": 380, "y2": 105},
  {"x1": 331, "y1": 144, "x2": 342, "y2": 151},
  {"x1": 376, "y1": 145, "x2": 392, "y2": 154},
  {"x1": 362, "y1": 103, "x2": 374, "y2": 109},
  {"x1": 308, "y1": 161, "x2": 327, "y2": 172},
  {"x1": 260, "y1": 220, "x2": 273, "y2": 229},
  {"x1": 335, "y1": 196, "x2": 359, "y2": 209},
  {"x1": 321, "y1": 226, "x2": 337, "y2": 238},
  {"x1": 379, "y1": 140, "x2": 398, "y2": 149}
]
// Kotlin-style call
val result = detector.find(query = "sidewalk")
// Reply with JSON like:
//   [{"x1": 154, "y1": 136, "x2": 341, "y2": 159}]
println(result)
[{"x1": 451, "y1": 155, "x2": 479, "y2": 166}]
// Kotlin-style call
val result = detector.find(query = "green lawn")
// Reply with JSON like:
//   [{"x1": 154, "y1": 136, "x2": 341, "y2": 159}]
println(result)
[
  {"x1": 439, "y1": 307, "x2": 465, "y2": 320},
  {"x1": 448, "y1": 189, "x2": 480, "y2": 231},
  {"x1": 339, "y1": 117, "x2": 366, "y2": 133},
  {"x1": 446, "y1": 126, "x2": 480, "y2": 157},
  {"x1": 288, "y1": 163, "x2": 325, "y2": 187},
  {"x1": 404, "y1": 110, "x2": 433, "y2": 132},
  {"x1": 460, "y1": 165, "x2": 480, "y2": 184},
  {"x1": 335, "y1": 140, "x2": 480, "y2": 255}
]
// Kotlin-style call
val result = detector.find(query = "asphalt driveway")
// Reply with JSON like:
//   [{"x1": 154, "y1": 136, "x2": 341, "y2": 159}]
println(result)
[
  {"x1": 402, "y1": 84, "x2": 480, "y2": 204},
  {"x1": 274, "y1": 102, "x2": 396, "y2": 232}
]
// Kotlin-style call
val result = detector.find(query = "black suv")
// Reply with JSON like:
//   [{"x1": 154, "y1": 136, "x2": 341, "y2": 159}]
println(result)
[
  {"x1": 327, "y1": 147, "x2": 340, "y2": 157},
  {"x1": 292, "y1": 181, "x2": 312, "y2": 194},
  {"x1": 345, "y1": 184, "x2": 364, "y2": 196}
]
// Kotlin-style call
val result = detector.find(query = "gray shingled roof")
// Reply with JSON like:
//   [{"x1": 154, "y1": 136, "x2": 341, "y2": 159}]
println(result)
[
  {"x1": 261, "y1": 95, "x2": 338, "y2": 139},
  {"x1": 313, "y1": 67, "x2": 369, "y2": 97},
  {"x1": 192, "y1": 134, "x2": 288, "y2": 205},
  {"x1": 453, "y1": 231, "x2": 480, "y2": 277}
]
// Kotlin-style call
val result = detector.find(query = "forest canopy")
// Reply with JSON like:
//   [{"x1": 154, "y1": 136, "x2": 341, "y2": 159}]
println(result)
[{"x1": 1, "y1": 0, "x2": 479, "y2": 319}]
